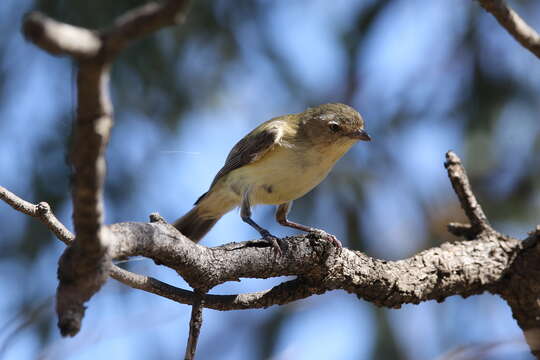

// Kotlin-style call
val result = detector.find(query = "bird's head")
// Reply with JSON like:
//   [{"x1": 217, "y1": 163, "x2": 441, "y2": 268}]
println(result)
[{"x1": 298, "y1": 103, "x2": 371, "y2": 147}]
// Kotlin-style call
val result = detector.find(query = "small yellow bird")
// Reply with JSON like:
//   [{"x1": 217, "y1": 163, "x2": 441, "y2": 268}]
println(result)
[{"x1": 174, "y1": 103, "x2": 370, "y2": 253}]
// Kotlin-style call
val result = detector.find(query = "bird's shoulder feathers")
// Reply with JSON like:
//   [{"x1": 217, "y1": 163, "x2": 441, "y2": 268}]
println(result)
[{"x1": 213, "y1": 116, "x2": 296, "y2": 186}]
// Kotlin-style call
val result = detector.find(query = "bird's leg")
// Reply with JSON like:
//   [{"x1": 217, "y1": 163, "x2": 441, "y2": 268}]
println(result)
[
  {"x1": 276, "y1": 201, "x2": 342, "y2": 249},
  {"x1": 241, "y1": 190, "x2": 285, "y2": 254}
]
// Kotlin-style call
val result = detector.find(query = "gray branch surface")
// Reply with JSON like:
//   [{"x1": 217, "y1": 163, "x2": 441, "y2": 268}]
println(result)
[{"x1": 5, "y1": 1, "x2": 540, "y2": 359}]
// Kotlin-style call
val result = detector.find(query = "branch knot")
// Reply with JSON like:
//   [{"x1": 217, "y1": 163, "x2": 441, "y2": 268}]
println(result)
[{"x1": 36, "y1": 201, "x2": 51, "y2": 215}]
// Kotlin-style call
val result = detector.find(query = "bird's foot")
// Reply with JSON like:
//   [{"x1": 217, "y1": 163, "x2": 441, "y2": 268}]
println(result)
[
  {"x1": 260, "y1": 230, "x2": 287, "y2": 255},
  {"x1": 309, "y1": 229, "x2": 342, "y2": 252}
]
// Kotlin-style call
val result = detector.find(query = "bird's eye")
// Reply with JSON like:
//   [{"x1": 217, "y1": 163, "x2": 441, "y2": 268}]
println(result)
[{"x1": 329, "y1": 123, "x2": 341, "y2": 132}]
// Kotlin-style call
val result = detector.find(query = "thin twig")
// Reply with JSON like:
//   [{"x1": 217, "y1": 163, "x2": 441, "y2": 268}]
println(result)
[
  {"x1": 22, "y1": 12, "x2": 101, "y2": 58},
  {"x1": 0, "y1": 186, "x2": 73, "y2": 244},
  {"x1": 111, "y1": 265, "x2": 317, "y2": 311},
  {"x1": 103, "y1": 0, "x2": 191, "y2": 57},
  {"x1": 185, "y1": 291, "x2": 204, "y2": 360},
  {"x1": 475, "y1": 0, "x2": 540, "y2": 59},
  {"x1": 444, "y1": 151, "x2": 493, "y2": 237}
]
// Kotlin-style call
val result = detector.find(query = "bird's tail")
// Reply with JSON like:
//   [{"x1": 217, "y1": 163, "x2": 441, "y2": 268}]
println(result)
[{"x1": 173, "y1": 205, "x2": 221, "y2": 242}]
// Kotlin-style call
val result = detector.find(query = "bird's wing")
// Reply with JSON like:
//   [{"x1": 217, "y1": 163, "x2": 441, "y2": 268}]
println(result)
[
  {"x1": 212, "y1": 124, "x2": 282, "y2": 187},
  {"x1": 194, "y1": 121, "x2": 283, "y2": 205}
]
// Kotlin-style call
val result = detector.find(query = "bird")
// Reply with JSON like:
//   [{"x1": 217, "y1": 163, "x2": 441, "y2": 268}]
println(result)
[{"x1": 173, "y1": 103, "x2": 370, "y2": 253}]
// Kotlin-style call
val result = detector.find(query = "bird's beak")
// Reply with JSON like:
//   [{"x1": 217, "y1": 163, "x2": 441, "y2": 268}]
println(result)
[{"x1": 349, "y1": 129, "x2": 371, "y2": 141}]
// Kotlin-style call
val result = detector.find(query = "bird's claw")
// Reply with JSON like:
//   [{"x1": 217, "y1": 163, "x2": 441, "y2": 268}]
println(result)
[
  {"x1": 310, "y1": 229, "x2": 342, "y2": 252},
  {"x1": 261, "y1": 230, "x2": 287, "y2": 256}
]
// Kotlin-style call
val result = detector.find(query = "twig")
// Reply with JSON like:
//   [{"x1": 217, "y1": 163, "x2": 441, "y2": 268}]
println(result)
[
  {"x1": 444, "y1": 151, "x2": 493, "y2": 237},
  {"x1": 111, "y1": 265, "x2": 317, "y2": 311},
  {"x1": 0, "y1": 297, "x2": 52, "y2": 357},
  {"x1": 0, "y1": 186, "x2": 73, "y2": 244},
  {"x1": 185, "y1": 291, "x2": 204, "y2": 360},
  {"x1": 22, "y1": 1, "x2": 191, "y2": 59},
  {"x1": 475, "y1": 0, "x2": 540, "y2": 59},
  {"x1": 103, "y1": 1, "x2": 191, "y2": 57},
  {"x1": 22, "y1": 12, "x2": 101, "y2": 58}
]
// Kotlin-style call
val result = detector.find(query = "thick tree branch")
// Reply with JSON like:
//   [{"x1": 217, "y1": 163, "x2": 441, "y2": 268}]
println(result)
[
  {"x1": 3, "y1": 150, "x2": 540, "y2": 357},
  {"x1": 104, "y1": 222, "x2": 520, "y2": 305},
  {"x1": 0, "y1": 183, "x2": 523, "y2": 309},
  {"x1": 0, "y1": 186, "x2": 330, "y2": 317},
  {"x1": 0, "y1": 182, "x2": 529, "y2": 312},
  {"x1": 475, "y1": 0, "x2": 540, "y2": 59}
]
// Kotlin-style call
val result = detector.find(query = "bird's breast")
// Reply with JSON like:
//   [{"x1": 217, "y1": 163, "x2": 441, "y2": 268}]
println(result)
[{"x1": 223, "y1": 142, "x2": 353, "y2": 205}]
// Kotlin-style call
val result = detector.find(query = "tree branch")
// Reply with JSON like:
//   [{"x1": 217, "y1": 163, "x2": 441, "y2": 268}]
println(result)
[
  {"x1": 498, "y1": 227, "x2": 540, "y2": 358},
  {"x1": 3, "y1": 150, "x2": 540, "y2": 356},
  {"x1": 103, "y1": 1, "x2": 191, "y2": 57},
  {"x1": 22, "y1": 1, "x2": 191, "y2": 59},
  {"x1": 109, "y1": 266, "x2": 318, "y2": 311},
  {"x1": 22, "y1": 12, "x2": 101, "y2": 58},
  {"x1": 21, "y1": 0, "x2": 192, "y2": 338},
  {"x1": 475, "y1": 0, "x2": 540, "y2": 59},
  {"x1": 105, "y1": 222, "x2": 520, "y2": 305},
  {"x1": 0, "y1": 186, "x2": 72, "y2": 244},
  {"x1": 0, "y1": 181, "x2": 523, "y2": 308},
  {"x1": 0, "y1": 186, "x2": 315, "y2": 312},
  {"x1": 445, "y1": 151, "x2": 493, "y2": 237},
  {"x1": 0, "y1": 182, "x2": 522, "y2": 310},
  {"x1": 185, "y1": 291, "x2": 204, "y2": 360}
]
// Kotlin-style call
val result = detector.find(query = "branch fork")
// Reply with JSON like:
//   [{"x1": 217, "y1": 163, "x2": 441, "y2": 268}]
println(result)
[
  {"x1": 444, "y1": 151, "x2": 494, "y2": 239},
  {"x1": 21, "y1": 0, "x2": 193, "y2": 340}
]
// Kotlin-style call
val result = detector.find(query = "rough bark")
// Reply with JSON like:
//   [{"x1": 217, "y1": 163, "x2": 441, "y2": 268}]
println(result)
[{"x1": 3, "y1": 172, "x2": 540, "y2": 351}]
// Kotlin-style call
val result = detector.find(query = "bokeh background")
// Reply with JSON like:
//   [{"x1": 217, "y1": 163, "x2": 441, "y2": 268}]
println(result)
[{"x1": 1, "y1": 0, "x2": 539, "y2": 359}]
